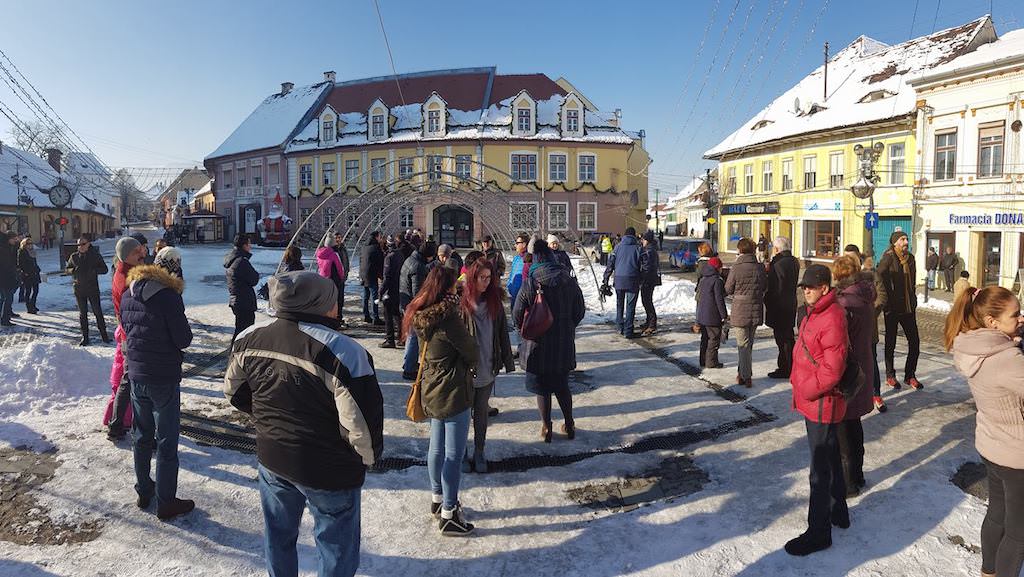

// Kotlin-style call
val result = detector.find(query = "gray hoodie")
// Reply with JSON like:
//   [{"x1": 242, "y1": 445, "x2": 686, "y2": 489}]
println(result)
[{"x1": 952, "y1": 328, "x2": 1024, "y2": 469}]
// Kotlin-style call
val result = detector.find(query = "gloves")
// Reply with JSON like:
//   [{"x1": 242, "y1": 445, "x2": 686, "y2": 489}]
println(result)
[{"x1": 599, "y1": 283, "x2": 613, "y2": 297}]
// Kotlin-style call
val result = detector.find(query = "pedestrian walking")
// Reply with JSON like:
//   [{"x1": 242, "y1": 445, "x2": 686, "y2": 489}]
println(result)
[
  {"x1": 507, "y1": 233, "x2": 529, "y2": 306},
  {"x1": 120, "y1": 254, "x2": 194, "y2": 520},
  {"x1": 379, "y1": 236, "x2": 406, "y2": 348},
  {"x1": 104, "y1": 236, "x2": 146, "y2": 441},
  {"x1": 224, "y1": 234, "x2": 259, "y2": 341},
  {"x1": 400, "y1": 241, "x2": 436, "y2": 379},
  {"x1": 725, "y1": 238, "x2": 766, "y2": 388},
  {"x1": 66, "y1": 235, "x2": 110, "y2": 345},
  {"x1": 602, "y1": 227, "x2": 642, "y2": 338},
  {"x1": 225, "y1": 271, "x2": 383, "y2": 575},
  {"x1": 513, "y1": 240, "x2": 586, "y2": 443},
  {"x1": 639, "y1": 230, "x2": 660, "y2": 336},
  {"x1": 765, "y1": 236, "x2": 799, "y2": 379},
  {"x1": 459, "y1": 259, "x2": 515, "y2": 473},
  {"x1": 0, "y1": 232, "x2": 19, "y2": 326},
  {"x1": 17, "y1": 236, "x2": 40, "y2": 314},
  {"x1": 405, "y1": 266, "x2": 479, "y2": 535},
  {"x1": 875, "y1": 231, "x2": 923, "y2": 390},
  {"x1": 696, "y1": 256, "x2": 727, "y2": 369},
  {"x1": 480, "y1": 235, "x2": 505, "y2": 279},
  {"x1": 832, "y1": 255, "x2": 876, "y2": 497},
  {"x1": 359, "y1": 231, "x2": 385, "y2": 325},
  {"x1": 941, "y1": 246, "x2": 958, "y2": 292},
  {"x1": 785, "y1": 264, "x2": 849, "y2": 556},
  {"x1": 333, "y1": 231, "x2": 351, "y2": 324},
  {"x1": 925, "y1": 247, "x2": 939, "y2": 290}
]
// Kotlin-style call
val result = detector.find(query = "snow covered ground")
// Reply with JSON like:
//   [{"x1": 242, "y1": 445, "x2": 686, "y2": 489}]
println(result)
[{"x1": 0, "y1": 235, "x2": 992, "y2": 577}]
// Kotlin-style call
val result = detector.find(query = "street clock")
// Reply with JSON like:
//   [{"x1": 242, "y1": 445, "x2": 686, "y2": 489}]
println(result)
[{"x1": 48, "y1": 182, "x2": 72, "y2": 208}]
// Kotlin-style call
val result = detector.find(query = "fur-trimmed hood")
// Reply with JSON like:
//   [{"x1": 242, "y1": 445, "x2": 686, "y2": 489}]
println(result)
[
  {"x1": 126, "y1": 264, "x2": 185, "y2": 302},
  {"x1": 412, "y1": 295, "x2": 459, "y2": 340}
]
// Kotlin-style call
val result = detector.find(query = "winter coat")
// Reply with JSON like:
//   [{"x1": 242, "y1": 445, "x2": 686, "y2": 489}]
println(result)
[
  {"x1": 507, "y1": 253, "x2": 525, "y2": 302},
  {"x1": 119, "y1": 265, "x2": 193, "y2": 387},
  {"x1": 17, "y1": 247, "x2": 40, "y2": 285},
  {"x1": 0, "y1": 242, "x2": 17, "y2": 289},
  {"x1": 603, "y1": 235, "x2": 642, "y2": 292},
  {"x1": 484, "y1": 247, "x2": 506, "y2": 278},
  {"x1": 639, "y1": 244, "x2": 660, "y2": 288},
  {"x1": 725, "y1": 253, "x2": 766, "y2": 328},
  {"x1": 413, "y1": 296, "x2": 479, "y2": 419},
  {"x1": 279, "y1": 258, "x2": 304, "y2": 273},
  {"x1": 359, "y1": 239, "x2": 385, "y2": 286},
  {"x1": 926, "y1": 252, "x2": 939, "y2": 271},
  {"x1": 66, "y1": 246, "x2": 108, "y2": 293},
  {"x1": 696, "y1": 262, "x2": 728, "y2": 327},
  {"x1": 400, "y1": 251, "x2": 428, "y2": 308},
  {"x1": 791, "y1": 289, "x2": 848, "y2": 424},
  {"x1": 835, "y1": 277, "x2": 877, "y2": 420},
  {"x1": 382, "y1": 248, "x2": 405, "y2": 305},
  {"x1": 513, "y1": 263, "x2": 585, "y2": 376},
  {"x1": 111, "y1": 261, "x2": 135, "y2": 320},
  {"x1": 940, "y1": 253, "x2": 957, "y2": 271},
  {"x1": 553, "y1": 249, "x2": 573, "y2": 271},
  {"x1": 462, "y1": 302, "x2": 515, "y2": 379},
  {"x1": 876, "y1": 248, "x2": 917, "y2": 315},
  {"x1": 225, "y1": 310, "x2": 384, "y2": 490},
  {"x1": 765, "y1": 250, "x2": 799, "y2": 330},
  {"x1": 224, "y1": 247, "x2": 259, "y2": 312},
  {"x1": 952, "y1": 328, "x2": 1024, "y2": 470},
  {"x1": 334, "y1": 244, "x2": 350, "y2": 282},
  {"x1": 316, "y1": 246, "x2": 345, "y2": 289}
]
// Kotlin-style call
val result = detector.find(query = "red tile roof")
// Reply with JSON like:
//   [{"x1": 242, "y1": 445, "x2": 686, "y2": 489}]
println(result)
[{"x1": 489, "y1": 74, "x2": 566, "y2": 105}]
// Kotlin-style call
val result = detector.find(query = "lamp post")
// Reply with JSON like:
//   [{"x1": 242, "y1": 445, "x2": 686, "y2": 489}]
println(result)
[
  {"x1": 851, "y1": 142, "x2": 884, "y2": 259},
  {"x1": 11, "y1": 166, "x2": 28, "y2": 235}
]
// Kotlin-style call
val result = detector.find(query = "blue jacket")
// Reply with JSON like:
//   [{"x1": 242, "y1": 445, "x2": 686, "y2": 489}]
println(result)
[
  {"x1": 695, "y1": 262, "x2": 728, "y2": 327},
  {"x1": 602, "y1": 235, "x2": 642, "y2": 292},
  {"x1": 120, "y1": 265, "x2": 193, "y2": 386},
  {"x1": 507, "y1": 253, "x2": 525, "y2": 302}
]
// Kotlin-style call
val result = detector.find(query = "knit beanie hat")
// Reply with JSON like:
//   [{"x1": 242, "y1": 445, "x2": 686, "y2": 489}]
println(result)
[
  {"x1": 268, "y1": 271, "x2": 337, "y2": 317},
  {"x1": 115, "y1": 237, "x2": 141, "y2": 262},
  {"x1": 546, "y1": 234, "x2": 559, "y2": 244},
  {"x1": 130, "y1": 232, "x2": 148, "y2": 246},
  {"x1": 889, "y1": 231, "x2": 908, "y2": 246},
  {"x1": 154, "y1": 246, "x2": 182, "y2": 276}
]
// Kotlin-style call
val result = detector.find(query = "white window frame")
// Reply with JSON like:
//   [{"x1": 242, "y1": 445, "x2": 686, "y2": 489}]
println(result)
[
  {"x1": 299, "y1": 164, "x2": 312, "y2": 187},
  {"x1": 428, "y1": 155, "x2": 443, "y2": 181},
  {"x1": 322, "y1": 120, "x2": 335, "y2": 143},
  {"x1": 510, "y1": 201, "x2": 539, "y2": 230},
  {"x1": 455, "y1": 155, "x2": 471, "y2": 180},
  {"x1": 578, "y1": 153, "x2": 596, "y2": 183},
  {"x1": 829, "y1": 152, "x2": 844, "y2": 188},
  {"x1": 978, "y1": 122, "x2": 1004, "y2": 178},
  {"x1": 370, "y1": 158, "x2": 386, "y2": 184},
  {"x1": 400, "y1": 205, "x2": 414, "y2": 228},
  {"x1": 422, "y1": 92, "x2": 447, "y2": 137},
  {"x1": 934, "y1": 130, "x2": 957, "y2": 181},
  {"x1": 398, "y1": 157, "x2": 414, "y2": 179},
  {"x1": 222, "y1": 168, "x2": 232, "y2": 189},
  {"x1": 511, "y1": 152, "x2": 538, "y2": 182},
  {"x1": 888, "y1": 143, "x2": 905, "y2": 185},
  {"x1": 268, "y1": 163, "x2": 279, "y2": 186},
  {"x1": 761, "y1": 160, "x2": 773, "y2": 192},
  {"x1": 548, "y1": 202, "x2": 569, "y2": 231},
  {"x1": 781, "y1": 158, "x2": 793, "y2": 191},
  {"x1": 428, "y1": 110, "x2": 441, "y2": 134},
  {"x1": 549, "y1": 152, "x2": 567, "y2": 182},
  {"x1": 237, "y1": 166, "x2": 246, "y2": 189},
  {"x1": 322, "y1": 162, "x2": 335, "y2": 186},
  {"x1": 577, "y1": 201, "x2": 597, "y2": 231},
  {"x1": 512, "y1": 91, "x2": 536, "y2": 136},
  {"x1": 803, "y1": 156, "x2": 817, "y2": 190},
  {"x1": 371, "y1": 114, "x2": 385, "y2": 139},
  {"x1": 726, "y1": 166, "x2": 736, "y2": 194},
  {"x1": 743, "y1": 163, "x2": 753, "y2": 194},
  {"x1": 344, "y1": 159, "x2": 359, "y2": 184},
  {"x1": 566, "y1": 109, "x2": 580, "y2": 134},
  {"x1": 368, "y1": 99, "x2": 389, "y2": 141}
]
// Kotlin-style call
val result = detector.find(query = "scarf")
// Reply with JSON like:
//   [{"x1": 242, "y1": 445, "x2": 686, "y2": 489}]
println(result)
[{"x1": 895, "y1": 248, "x2": 912, "y2": 310}]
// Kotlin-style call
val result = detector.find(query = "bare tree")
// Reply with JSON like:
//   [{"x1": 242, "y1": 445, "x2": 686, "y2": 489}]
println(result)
[{"x1": 7, "y1": 120, "x2": 67, "y2": 157}]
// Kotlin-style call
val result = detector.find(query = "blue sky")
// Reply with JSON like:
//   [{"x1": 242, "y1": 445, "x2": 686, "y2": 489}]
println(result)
[{"x1": 0, "y1": 0, "x2": 1019, "y2": 192}]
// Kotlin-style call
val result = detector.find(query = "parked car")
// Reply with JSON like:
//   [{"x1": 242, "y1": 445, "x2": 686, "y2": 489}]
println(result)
[{"x1": 668, "y1": 238, "x2": 712, "y2": 271}]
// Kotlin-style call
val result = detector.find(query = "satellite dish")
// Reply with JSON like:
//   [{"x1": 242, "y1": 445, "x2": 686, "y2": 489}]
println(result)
[{"x1": 793, "y1": 97, "x2": 801, "y2": 114}]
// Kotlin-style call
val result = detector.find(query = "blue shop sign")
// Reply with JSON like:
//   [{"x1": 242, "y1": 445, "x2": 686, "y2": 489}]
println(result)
[
  {"x1": 950, "y1": 213, "x2": 1024, "y2": 226},
  {"x1": 721, "y1": 202, "x2": 780, "y2": 215}
]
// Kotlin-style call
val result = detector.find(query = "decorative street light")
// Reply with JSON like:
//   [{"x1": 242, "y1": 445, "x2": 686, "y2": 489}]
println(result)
[
  {"x1": 851, "y1": 142, "x2": 884, "y2": 258},
  {"x1": 10, "y1": 166, "x2": 28, "y2": 234}
]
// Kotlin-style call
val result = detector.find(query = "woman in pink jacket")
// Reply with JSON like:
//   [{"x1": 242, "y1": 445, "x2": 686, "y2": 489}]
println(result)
[
  {"x1": 947, "y1": 286, "x2": 1024, "y2": 577},
  {"x1": 786, "y1": 264, "x2": 849, "y2": 557},
  {"x1": 316, "y1": 239, "x2": 345, "y2": 317}
]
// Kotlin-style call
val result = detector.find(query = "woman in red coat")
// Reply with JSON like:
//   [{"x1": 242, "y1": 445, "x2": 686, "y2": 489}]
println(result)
[{"x1": 786, "y1": 264, "x2": 849, "y2": 557}]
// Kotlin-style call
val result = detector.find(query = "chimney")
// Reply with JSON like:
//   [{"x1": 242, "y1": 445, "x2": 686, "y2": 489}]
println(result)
[
  {"x1": 324, "y1": 70, "x2": 336, "y2": 83},
  {"x1": 280, "y1": 82, "x2": 294, "y2": 95},
  {"x1": 45, "y1": 148, "x2": 62, "y2": 173}
]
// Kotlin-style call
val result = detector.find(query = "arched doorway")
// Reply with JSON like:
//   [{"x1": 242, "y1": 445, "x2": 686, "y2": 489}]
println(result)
[{"x1": 433, "y1": 205, "x2": 473, "y2": 248}]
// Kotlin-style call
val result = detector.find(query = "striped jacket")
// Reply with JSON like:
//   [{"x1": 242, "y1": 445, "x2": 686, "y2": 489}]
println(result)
[{"x1": 224, "y1": 311, "x2": 384, "y2": 490}]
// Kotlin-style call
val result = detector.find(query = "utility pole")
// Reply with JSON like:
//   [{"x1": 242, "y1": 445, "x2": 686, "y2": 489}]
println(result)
[
  {"x1": 823, "y1": 42, "x2": 830, "y2": 101},
  {"x1": 654, "y1": 187, "x2": 660, "y2": 236},
  {"x1": 11, "y1": 166, "x2": 27, "y2": 235}
]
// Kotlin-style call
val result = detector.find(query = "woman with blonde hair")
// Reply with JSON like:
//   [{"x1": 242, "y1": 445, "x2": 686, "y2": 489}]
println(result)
[{"x1": 946, "y1": 285, "x2": 1024, "y2": 577}]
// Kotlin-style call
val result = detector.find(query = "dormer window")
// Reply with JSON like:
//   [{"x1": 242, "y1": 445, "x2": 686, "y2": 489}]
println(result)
[
  {"x1": 422, "y1": 92, "x2": 447, "y2": 137},
  {"x1": 566, "y1": 109, "x2": 579, "y2": 133},
  {"x1": 322, "y1": 120, "x2": 335, "y2": 142},
  {"x1": 560, "y1": 93, "x2": 584, "y2": 137},
  {"x1": 318, "y1": 105, "x2": 338, "y2": 144},
  {"x1": 368, "y1": 98, "x2": 389, "y2": 141},
  {"x1": 429, "y1": 110, "x2": 441, "y2": 133},
  {"x1": 859, "y1": 89, "x2": 896, "y2": 103},
  {"x1": 517, "y1": 109, "x2": 531, "y2": 133},
  {"x1": 512, "y1": 90, "x2": 537, "y2": 137}
]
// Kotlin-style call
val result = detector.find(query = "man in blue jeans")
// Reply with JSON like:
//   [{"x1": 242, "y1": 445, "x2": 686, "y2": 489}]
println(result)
[
  {"x1": 226, "y1": 271, "x2": 384, "y2": 577},
  {"x1": 601, "y1": 227, "x2": 642, "y2": 338},
  {"x1": 119, "y1": 254, "x2": 194, "y2": 520}
]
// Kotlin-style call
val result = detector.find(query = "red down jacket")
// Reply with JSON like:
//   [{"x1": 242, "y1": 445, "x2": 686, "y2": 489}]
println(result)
[{"x1": 791, "y1": 289, "x2": 848, "y2": 423}]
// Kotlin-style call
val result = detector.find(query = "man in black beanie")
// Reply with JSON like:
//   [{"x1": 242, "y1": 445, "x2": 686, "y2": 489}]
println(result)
[
  {"x1": 224, "y1": 233, "x2": 260, "y2": 340},
  {"x1": 875, "y1": 230, "x2": 922, "y2": 391}
]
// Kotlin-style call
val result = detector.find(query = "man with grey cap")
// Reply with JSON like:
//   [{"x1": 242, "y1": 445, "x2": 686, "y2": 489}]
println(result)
[{"x1": 225, "y1": 271, "x2": 384, "y2": 577}]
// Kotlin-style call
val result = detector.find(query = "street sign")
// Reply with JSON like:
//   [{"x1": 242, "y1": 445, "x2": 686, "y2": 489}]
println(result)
[
  {"x1": 865, "y1": 212, "x2": 879, "y2": 230},
  {"x1": 707, "y1": 217, "x2": 717, "y2": 225}
]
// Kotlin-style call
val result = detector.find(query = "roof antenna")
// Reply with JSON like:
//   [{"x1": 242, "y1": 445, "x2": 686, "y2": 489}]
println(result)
[{"x1": 823, "y1": 41, "x2": 830, "y2": 101}]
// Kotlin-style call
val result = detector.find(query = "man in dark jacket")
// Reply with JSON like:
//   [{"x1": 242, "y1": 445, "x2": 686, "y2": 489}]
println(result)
[
  {"x1": 602, "y1": 227, "x2": 642, "y2": 338},
  {"x1": 925, "y1": 247, "x2": 939, "y2": 290},
  {"x1": 765, "y1": 236, "x2": 800, "y2": 378},
  {"x1": 400, "y1": 241, "x2": 436, "y2": 378},
  {"x1": 359, "y1": 231, "x2": 385, "y2": 325},
  {"x1": 333, "y1": 231, "x2": 351, "y2": 323},
  {"x1": 0, "y1": 231, "x2": 20, "y2": 326},
  {"x1": 224, "y1": 234, "x2": 259, "y2": 340},
  {"x1": 480, "y1": 235, "x2": 505, "y2": 278},
  {"x1": 875, "y1": 231, "x2": 922, "y2": 390},
  {"x1": 120, "y1": 258, "x2": 194, "y2": 520},
  {"x1": 379, "y1": 237, "x2": 406, "y2": 349},
  {"x1": 940, "y1": 245, "x2": 957, "y2": 292},
  {"x1": 225, "y1": 271, "x2": 383, "y2": 577},
  {"x1": 66, "y1": 236, "x2": 110, "y2": 345},
  {"x1": 638, "y1": 231, "x2": 660, "y2": 336}
]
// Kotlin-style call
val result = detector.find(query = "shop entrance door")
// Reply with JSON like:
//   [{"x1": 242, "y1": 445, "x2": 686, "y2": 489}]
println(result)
[
  {"x1": 873, "y1": 216, "x2": 912, "y2": 262},
  {"x1": 433, "y1": 205, "x2": 474, "y2": 248},
  {"x1": 982, "y1": 232, "x2": 1001, "y2": 286}
]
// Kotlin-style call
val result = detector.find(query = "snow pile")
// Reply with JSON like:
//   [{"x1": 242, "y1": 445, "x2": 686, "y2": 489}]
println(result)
[
  {"x1": 0, "y1": 338, "x2": 109, "y2": 418},
  {"x1": 576, "y1": 260, "x2": 697, "y2": 324},
  {"x1": 918, "y1": 295, "x2": 953, "y2": 313}
]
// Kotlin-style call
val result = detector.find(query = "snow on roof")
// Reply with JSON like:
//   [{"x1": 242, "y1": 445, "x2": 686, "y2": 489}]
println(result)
[
  {"x1": 913, "y1": 26, "x2": 1024, "y2": 82},
  {"x1": 705, "y1": 16, "x2": 994, "y2": 159},
  {"x1": 0, "y1": 144, "x2": 59, "y2": 207},
  {"x1": 206, "y1": 82, "x2": 332, "y2": 160},
  {"x1": 667, "y1": 177, "x2": 703, "y2": 204}
]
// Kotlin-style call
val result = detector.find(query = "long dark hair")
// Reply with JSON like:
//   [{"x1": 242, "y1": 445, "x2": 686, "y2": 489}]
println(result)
[
  {"x1": 461, "y1": 259, "x2": 503, "y2": 319},
  {"x1": 402, "y1": 266, "x2": 457, "y2": 336}
]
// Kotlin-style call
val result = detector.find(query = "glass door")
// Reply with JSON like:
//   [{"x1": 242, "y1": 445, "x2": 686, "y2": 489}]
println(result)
[{"x1": 983, "y1": 232, "x2": 1001, "y2": 286}]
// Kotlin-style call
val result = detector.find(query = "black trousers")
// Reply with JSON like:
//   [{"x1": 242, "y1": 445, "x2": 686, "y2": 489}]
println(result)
[
  {"x1": 699, "y1": 325, "x2": 722, "y2": 367},
  {"x1": 944, "y1": 269, "x2": 955, "y2": 292},
  {"x1": 772, "y1": 326, "x2": 795, "y2": 375},
  {"x1": 639, "y1": 284, "x2": 656, "y2": 329},
  {"x1": 805, "y1": 419, "x2": 847, "y2": 537},
  {"x1": 231, "y1": 307, "x2": 255, "y2": 341},
  {"x1": 383, "y1": 300, "x2": 399, "y2": 342},
  {"x1": 108, "y1": 373, "x2": 132, "y2": 433},
  {"x1": 836, "y1": 418, "x2": 865, "y2": 490},
  {"x1": 883, "y1": 312, "x2": 920, "y2": 380},
  {"x1": 75, "y1": 287, "x2": 107, "y2": 339},
  {"x1": 23, "y1": 282, "x2": 39, "y2": 312},
  {"x1": 981, "y1": 458, "x2": 1024, "y2": 577}
]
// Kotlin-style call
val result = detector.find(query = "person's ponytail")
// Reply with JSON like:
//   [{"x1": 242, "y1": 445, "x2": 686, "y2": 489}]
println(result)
[{"x1": 944, "y1": 286, "x2": 1016, "y2": 350}]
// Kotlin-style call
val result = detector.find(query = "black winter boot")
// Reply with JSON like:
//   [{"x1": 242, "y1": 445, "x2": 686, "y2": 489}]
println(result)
[{"x1": 784, "y1": 532, "x2": 832, "y2": 556}]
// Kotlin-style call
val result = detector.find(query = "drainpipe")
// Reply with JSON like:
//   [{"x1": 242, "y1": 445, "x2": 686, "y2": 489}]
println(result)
[{"x1": 540, "y1": 144, "x2": 546, "y2": 236}]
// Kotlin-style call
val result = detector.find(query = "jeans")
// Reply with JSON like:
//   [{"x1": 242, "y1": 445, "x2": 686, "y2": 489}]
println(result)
[
  {"x1": 734, "y1": 324, "x2": 756, "y2": 380},
  {"x1": 258, "y1": 464, "x2": 361, "y2": 577},
  {"x1": 231, "y1": 306, "x2": 255, "y2": 341},
  {"x1": 883, "y1": 312, "x2": 920, "y2": 380},
  {"x1": 0, "y1": 285, "x2": 15, "y2": 323},
  {"x1": 23, "y1": 282, "x2": 38, "y2": 312},
  {"x1": 981, "y1": 457, "x2": 1024, "y2": 577},
  {"x1": 402, "y1": 331, "x2": 420, "y2": 375},
  {"x1": 615, "y1": 289, "x2": 639, "y2": 336},
  {"x1": 926, "y1": 269, "x2": 936, "y2": 289},
  {"x1": 362, "y1": 281, "x2": 380, "y2": 321},
  {"x1": 131, "y1": 380, "x2": 181, "y2": 508},
  {"x1": 428, "y1": 409, "x2": 471, "y2": 510},
  {"x1": 639, "y1": 284, "x2": 656, "y2": 330},
  {"x1": 804, "y1": 419, "x2": 847, "y2": 538},
  {"x1": 772, "y1": 326, "x2": 794, "y2": 375},
  {"x1": 699, "y1": 325, "x2": 722, "y2": 367},
  {"x1": 75, "y1": 287, "x2": 107, "y2": 339}
]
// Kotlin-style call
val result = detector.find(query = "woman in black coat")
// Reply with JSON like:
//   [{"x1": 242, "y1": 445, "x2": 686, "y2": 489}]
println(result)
[
  {"x1": 380, "y1": 237, "x2": 407, "y2": 348},
  {"x1": 512, "y1": 240, "x2": 585, "y2": 442},
  {"x1": 17, "y1": 237, "x2": 41, "y2": 314}
]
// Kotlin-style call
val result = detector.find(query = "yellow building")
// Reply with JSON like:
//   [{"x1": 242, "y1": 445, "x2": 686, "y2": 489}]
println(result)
[{"x1": 705, "y1": 18, "x2": 995, "y2": 263}]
